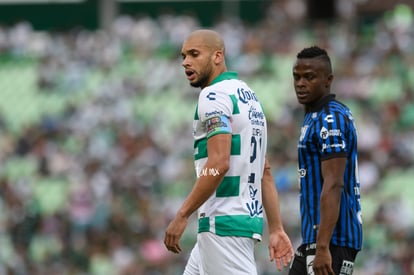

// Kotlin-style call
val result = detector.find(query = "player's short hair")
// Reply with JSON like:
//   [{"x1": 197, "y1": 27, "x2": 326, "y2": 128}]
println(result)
[{"x1": 297, "y1": 46, "x2": 332, "y2": 72}]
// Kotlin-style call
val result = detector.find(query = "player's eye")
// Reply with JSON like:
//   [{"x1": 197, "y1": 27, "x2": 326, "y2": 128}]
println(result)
[{"x1": 304, "y1": 73, "x2": 315, "y2": 81}]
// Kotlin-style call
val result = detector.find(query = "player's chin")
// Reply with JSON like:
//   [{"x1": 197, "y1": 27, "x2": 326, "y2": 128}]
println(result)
[
  {"x1": 189, "y1": 80, "x2": 201, "y2": 88},
  {"x1": 296, "y1": 97, "x2": 308, "y2": 105}
]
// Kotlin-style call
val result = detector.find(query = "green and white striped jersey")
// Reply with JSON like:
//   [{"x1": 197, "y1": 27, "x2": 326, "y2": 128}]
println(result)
[{"x1": 193, "y1": 72, "x2": 267, "y2": 241}]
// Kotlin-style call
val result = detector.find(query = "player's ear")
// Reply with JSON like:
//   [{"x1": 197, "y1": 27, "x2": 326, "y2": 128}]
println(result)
[
  {"x1": 213, "y1": 50, "x2": 224, "y2": 65},
  {"x1": 326, "y1": 74, "x2": 333, "y2": 88}
]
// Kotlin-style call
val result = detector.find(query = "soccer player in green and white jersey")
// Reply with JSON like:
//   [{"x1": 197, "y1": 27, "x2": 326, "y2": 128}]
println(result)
[{"x1": 164, "y1": 29, "x2": 293, "y2": 274}]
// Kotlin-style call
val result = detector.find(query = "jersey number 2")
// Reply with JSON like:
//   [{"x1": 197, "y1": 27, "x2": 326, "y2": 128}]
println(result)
[{"x1": 249, "y1": 136, "x2": 261, "y2": 183}]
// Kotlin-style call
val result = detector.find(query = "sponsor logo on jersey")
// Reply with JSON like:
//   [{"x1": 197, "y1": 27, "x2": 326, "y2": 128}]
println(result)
[
  {"x1": 237, "y1": 88, "x2": 258, "y2": 104},
  {"x1": 206, "y1": 92, "x2": 216, "y2": 100},
  {"x1": 324, "y1": 114, "x2": 334, "y2": 123},
  {"x1": 298, "y1": 168, "x2": 306, "y2": 177},
  {"x1": 248, "y1": 106, "x2": 266, "y2": 126},
  {"x1": 322, "y1": 141, "x2": 346, "y2": 151},
  {"x1": 252, "y1": 128, "x2": 263, "y2": 137},
  {"x1": 246, "y1": 186, "x2": 263, "y2": 218},
  {"x1": 320, "y1": 127, "x2": 342, "y2": 139},
  {"x1": 248, "y1": 106, "x2": 264, "y2": 120},
  {"x1": 205, "y1": 110, "x2": 223, "y2": 118}
]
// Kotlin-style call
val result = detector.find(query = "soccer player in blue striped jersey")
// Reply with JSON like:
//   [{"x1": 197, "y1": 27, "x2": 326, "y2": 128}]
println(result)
[{"x1": 289, "y1": 46, "x2": 362, "y2": 275}]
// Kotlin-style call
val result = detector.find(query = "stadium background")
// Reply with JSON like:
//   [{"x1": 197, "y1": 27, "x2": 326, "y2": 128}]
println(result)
[{"x1": 0, "y1": 0, "x2": 413, "y2": 274}]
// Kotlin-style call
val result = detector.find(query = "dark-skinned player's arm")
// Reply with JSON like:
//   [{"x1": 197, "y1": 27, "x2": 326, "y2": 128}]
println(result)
[
  {"x1": 313, "y1": 157, "x2": 346, "y2": 275},
  {"x1": 164, "y1": 133, "x2": 231, "y2": 253},
  {"x1": 262, "y1": 157, "x2": 294, "y2": 271}
]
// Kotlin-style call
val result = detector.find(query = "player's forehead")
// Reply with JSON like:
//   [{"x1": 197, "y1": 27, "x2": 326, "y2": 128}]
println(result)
[
  {"x1": 181, "y1": 37, "x2": 208, "y2": 54},
  {"x1": 293, "y1": 58, "x2": 326, "y2": 73}
]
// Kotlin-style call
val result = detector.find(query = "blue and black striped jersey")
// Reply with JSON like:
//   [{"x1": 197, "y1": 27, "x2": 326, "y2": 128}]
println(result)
[{"x1": 297, "y1": 94, "x2": 362, "y2": 250}]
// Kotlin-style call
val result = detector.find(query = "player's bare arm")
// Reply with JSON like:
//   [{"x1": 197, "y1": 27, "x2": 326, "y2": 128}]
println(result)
[
  {"x1": 262, "y1": 157, "x2": 294, "y2": 271},
  {"x1": 313, "y1": 157, "x2": 346, "y2": 274},
  {"x1": 164, "y1": 133, "x2": 231, "y2": 253}
]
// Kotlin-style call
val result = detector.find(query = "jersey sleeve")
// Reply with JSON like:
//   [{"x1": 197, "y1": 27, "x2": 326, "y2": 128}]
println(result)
[
  {"x1": 318, "y1": 110, "x2": 349, "y2": 160},
  {"x1": 197, "y1": 88, "x2": 233, "y2": 139}
]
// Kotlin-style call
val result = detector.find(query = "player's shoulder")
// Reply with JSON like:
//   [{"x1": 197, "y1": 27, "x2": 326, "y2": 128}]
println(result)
[
  {"x1": 199, "y1": 79, "x2": 243, "y2": 100},
  {"x1": 323, "y1": 99, "x2": 351, "y2": 115},
  {"x1": 319, "y1": 99, "x2": 355, "y2": 125},
  {"x1": 210, "y1": 78, "x2": 243, "y2": 91}
]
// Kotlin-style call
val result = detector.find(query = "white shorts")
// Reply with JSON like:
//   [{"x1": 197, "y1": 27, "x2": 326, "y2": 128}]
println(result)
[{"x1": 183, "y1": 232, "x2": 258, "y2": 275}]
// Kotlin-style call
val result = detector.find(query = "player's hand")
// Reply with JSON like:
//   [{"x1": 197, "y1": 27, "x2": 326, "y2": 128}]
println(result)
[
  {"x1": 313, "y1": 246, "x2": 334, "y2": 275},
  {"x1": 268, "y1": 230, "x2": 294, "y2": 271},
  {"x1": 164, "y1": 215, "x2": 188, "y2": 254}
]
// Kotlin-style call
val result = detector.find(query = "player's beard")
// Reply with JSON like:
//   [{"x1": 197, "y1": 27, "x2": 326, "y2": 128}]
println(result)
[{"x1": 190, "y1": 62, "x2": 213, "y2": 88}]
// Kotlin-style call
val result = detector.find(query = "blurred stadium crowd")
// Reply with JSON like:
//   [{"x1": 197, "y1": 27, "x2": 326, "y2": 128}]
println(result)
[{"x1": 0, "y1": 1, "x2": 414, "y2": 274}]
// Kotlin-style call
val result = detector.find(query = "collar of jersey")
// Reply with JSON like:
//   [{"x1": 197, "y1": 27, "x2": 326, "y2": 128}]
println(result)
[
  {"x1": 209, "y1": 71, "x2": 238, "y2": 86},
  {"x1": 306, "y1": 94, "x2": 336, "y2": 112}
]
